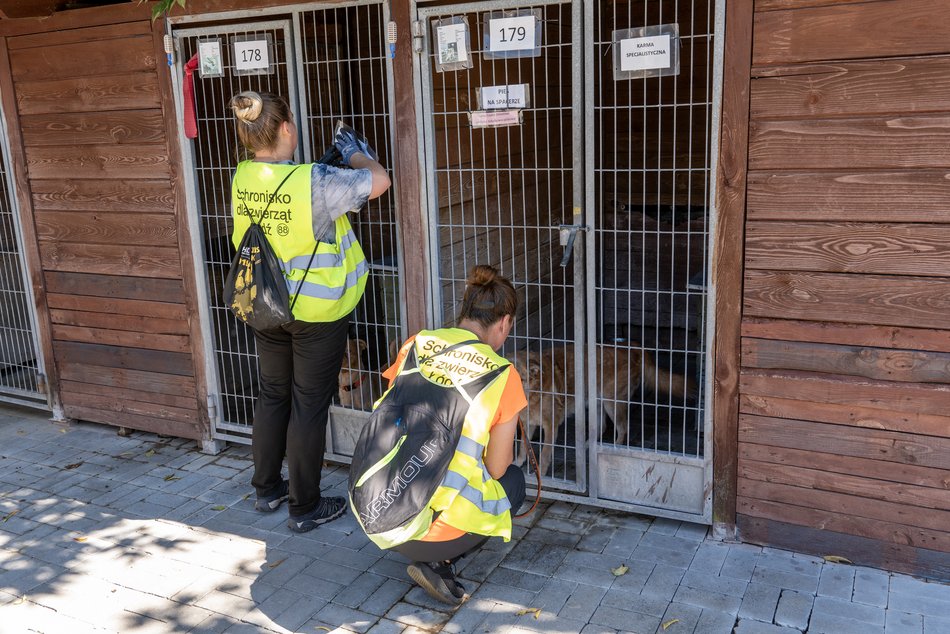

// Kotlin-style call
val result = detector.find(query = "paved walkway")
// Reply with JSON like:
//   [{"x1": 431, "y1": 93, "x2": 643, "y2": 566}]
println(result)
[{"x1": 1, "y1": 406, "x2": 948, "y2": 634}]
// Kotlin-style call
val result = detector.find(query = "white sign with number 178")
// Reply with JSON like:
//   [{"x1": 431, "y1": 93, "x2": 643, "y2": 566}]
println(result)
[
  {"x1": 489, "y1": 15, "x2": 536, "y2": 52},
  {"x1": 234, "y1": 39, "x2": 269, "y2": 72}
]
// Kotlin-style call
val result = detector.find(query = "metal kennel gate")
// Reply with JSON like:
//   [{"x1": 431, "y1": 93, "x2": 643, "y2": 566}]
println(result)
[
  {"x1": 0, "y1": 110, "x2": 47, "y2": 409},
  {"x1": 170, "y1": 1, "x2": 403, "y2": 456},
  {"x1": 415, "y1": 0, "x2": 721, "y2": 521}
]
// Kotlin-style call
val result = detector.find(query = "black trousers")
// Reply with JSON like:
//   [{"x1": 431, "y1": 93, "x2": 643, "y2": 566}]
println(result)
[
  {"x1": 251, "y1": 315, "x2": 350, "y2": 516},
  {"x1": 393, "y1": 464, "x2": 527, "y2": 564}
]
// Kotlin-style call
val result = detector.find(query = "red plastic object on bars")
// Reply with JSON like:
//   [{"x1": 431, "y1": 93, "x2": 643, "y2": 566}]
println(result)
[{"x1": 183, "y1": 53, "x2": 199, "y2": 139}]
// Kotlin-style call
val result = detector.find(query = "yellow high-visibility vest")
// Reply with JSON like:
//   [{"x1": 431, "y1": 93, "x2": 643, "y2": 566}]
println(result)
[
  {"x1": 231, "y1": 161, "x2": 367, "y2": 323},
  {"x1": 362, "y1": 328, "x2": 515, "y2": 548}
]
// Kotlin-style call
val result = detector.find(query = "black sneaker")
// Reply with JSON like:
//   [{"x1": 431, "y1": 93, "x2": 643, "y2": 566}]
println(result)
[
  {"x1": 407, "y1": 561, "x2": 466, "y2": 606},
  {"x1": 254, "y1": 480, "x2": 289, "y2": 513},
  {"x1": 287, "y1": 496, "x2": 346, "y2": 533}
]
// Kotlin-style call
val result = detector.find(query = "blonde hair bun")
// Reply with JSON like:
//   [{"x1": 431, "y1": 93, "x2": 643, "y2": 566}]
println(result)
[{"x1": 231, "y1": 91, "x2": 263, "y2": 123}]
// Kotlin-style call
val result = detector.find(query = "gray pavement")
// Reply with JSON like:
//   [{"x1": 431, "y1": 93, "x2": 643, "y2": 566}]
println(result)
[{"x1": 1, "y1": 405, "x2": 948, "y2": 634}]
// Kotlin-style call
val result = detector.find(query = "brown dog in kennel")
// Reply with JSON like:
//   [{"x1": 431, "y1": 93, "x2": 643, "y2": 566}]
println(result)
[{"x1": 513, "y1": 342, "x2": 696, "y2": 476}]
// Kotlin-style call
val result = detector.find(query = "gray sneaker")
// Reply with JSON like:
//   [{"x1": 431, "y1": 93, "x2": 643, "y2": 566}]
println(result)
[
  {"x1": 254, "y1": 480, "x2": 289, "y2": 513},
  {"x1": 407, "y1": 561, "x2": 466, "y2": 606},
  {"x1": 287, "y1": 496, "x2": 346, "y2": 533}
]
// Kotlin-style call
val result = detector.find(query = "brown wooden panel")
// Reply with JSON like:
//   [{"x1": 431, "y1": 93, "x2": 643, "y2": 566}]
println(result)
[
  {"x1": 755, "y1": 0, "x2": 890, "y2": 11},
  {"x1": 0, "y1": 3, "x2": 147, "y2": 38},
  {"x1": 738, "y1": 515, "x2": 950, "y2": 581},
  {"x1": 16, "y1": 73, "x2": 160, "y2": 116},
  {"x1": 59, "y1": 363, "x2": 196, "y2": 398},
  {"x1": 50, "y1": 310, "x2": 190, "y2": 336},
  {"x1": 751, "y1": 56, "x2": 950, "y2": 116},
  {"x1": 47, "y1": 293, "x2": 187, "y2": 320},
  {"x1": 26, "y1": 144, "x2": 170, "y2": 180},
  {"x1": 8, "y1": 20, "x2": 149, "y2": 50},
  {"x1": 61, "y1": 389, "x2": 199, "y2": 425},
  {"x1": 20, "y1": 110, "x2": 165, "y2": 146},
  {"x1": 741, "y1": 369, "x2": 950, "y2": 419},
  {"x1": 59, "y1": 380, "x2": 196, "y2": 411},
  {"x1": 39, "y1": 242, "x2": 181, "y2": 278},
  {"x1": 753, "y1": 0, "x2": 950, "y2": 65},
  {"x1": 738, "y1": 496, "x2": 950, "y2": 552},
  {"x1": 712, "y1": 0, "x2": 755, "y2": 531},
  {"x1": 739, "y1": 480, "x2": 950, "y2": 539},
  {"x1": 35, "y1": 211, "x2": 176, "y2": 246},
  {"x1": 741, "y1": 393, "x2": 950, "y2": 439},
  {"x1": 742, "y1": 318, "x2": 950, "y2": 353},
  {"x1": 743, "y1": 338, "x2": 950, "y2": 384},
  {"x1": 31, "y1": 179, "x2": 173, "y2": 213},
  {"x1": 740, "y1": 459, "x2": 950, "y2": 511},
  {"x1": 45, "y1": 272, "x2": 184, "y2": 302},
  {"x1": 739, "y1": 414, "x2": 950, "y2": 469},
  {"x1": 744, "y1": 271, "x2": 950, "y2": 330},
  {"x1": 740, "y1": 443, "x2": 950, "y2": 492},
  {"x1": 746, "y1": 170, "x2": 950, "y2": 223},
  {"x1": 52, "y1": 325, "x2": 189, "y2": 353},
  {"x1": 749, "y1": 116, "x2": 950, "y2": 170},
  {"x1": 55, "y1": 341, "x2": 193, "y2": 377},
  {"x1": 9, "y1": 35, "x2": 156, "y2": 81},
  {"x1": 63, "y1": 405, "x2": 202, "y2": 440},
  {"x1": 746, "y1": 221, "x2": 950, "y2": 277}
]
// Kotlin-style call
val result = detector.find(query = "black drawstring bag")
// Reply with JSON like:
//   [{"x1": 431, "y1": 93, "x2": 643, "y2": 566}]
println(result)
[{"x1": 224, "y1": 166, "x2": 314, "y2": 331}]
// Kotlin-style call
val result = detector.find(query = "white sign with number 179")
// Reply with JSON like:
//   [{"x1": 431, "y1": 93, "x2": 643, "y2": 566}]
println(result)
[
  {"x1": 234, "y1": 39, "x2": 269, "y2": 72},
  {"x1": 489, "y1": 15, "x2": 536, "y2": 52}
]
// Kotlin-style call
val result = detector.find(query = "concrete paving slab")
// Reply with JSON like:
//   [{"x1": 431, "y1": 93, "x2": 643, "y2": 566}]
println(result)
[{"x1": 2, "y1": 410, "x2": 950, "y2": 634}]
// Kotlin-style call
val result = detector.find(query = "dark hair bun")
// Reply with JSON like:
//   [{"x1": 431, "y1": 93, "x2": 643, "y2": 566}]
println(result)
[{"x1": 467, "y1": 264, "x2": 498, "y2": 288}]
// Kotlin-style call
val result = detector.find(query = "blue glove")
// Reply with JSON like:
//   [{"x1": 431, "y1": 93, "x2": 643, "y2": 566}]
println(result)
[{"x1": 333, "y1": 126, "x2": 377, "y2": 165}]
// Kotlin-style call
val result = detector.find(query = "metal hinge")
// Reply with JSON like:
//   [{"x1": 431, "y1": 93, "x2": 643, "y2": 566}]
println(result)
[
  {"x1": 36, "y1": 373, "x2": 48, "y2": 396},
  {"x1": 558, "y1": 214, "x2": 586, "y2": 267},
  {"x1": 207, "y1": 396, "x2": 219, "y2": 426},
  {"x1": 411, "y1": 20, "x2": 425, "y2": 54}
]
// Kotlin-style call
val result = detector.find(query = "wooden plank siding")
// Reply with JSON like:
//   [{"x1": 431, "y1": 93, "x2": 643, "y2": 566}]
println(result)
[
  {"x1": 740, "y1": 0, "x2": 950, "y2": 578},
  {"x1": 0, "y1": 10, "x2": 207, "y2": 440}
]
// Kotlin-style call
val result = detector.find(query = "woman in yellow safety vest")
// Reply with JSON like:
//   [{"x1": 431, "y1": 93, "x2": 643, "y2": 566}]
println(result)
[
  {"x1": 377, "y1": 265, "x2": 527, "y2": 605},
  {"x1": 229, "y1": 91, "x2": 390, "y2": 532}
]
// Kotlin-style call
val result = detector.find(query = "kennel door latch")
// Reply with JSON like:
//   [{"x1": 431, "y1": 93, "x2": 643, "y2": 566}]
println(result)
[{"x1": 558, "y1": 223, "x2": 586, "y2": 267}]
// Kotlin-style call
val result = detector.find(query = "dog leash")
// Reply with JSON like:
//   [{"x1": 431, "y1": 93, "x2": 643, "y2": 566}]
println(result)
[{"x1": 514, "y1": 415, "x2": 542, "y2": 518}]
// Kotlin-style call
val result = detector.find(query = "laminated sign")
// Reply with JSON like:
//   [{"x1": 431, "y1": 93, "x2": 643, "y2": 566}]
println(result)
[{"x1": 613, "y1": 24, "x2": 680, "y2": 80}]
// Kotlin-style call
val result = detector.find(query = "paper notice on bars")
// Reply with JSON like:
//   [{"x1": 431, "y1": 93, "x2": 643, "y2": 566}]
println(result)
[
  {"x1": 619, "y1": 34, "x2": 672, "y2": 72},
  {"x1": 437, "y1": 23, "x2": 469, "y2": 64},
  {"x1": 470, "y1": 109, "x2": 523, "y2": 129},
  {"x1": 480, "y1": 84, "x2": 529, "y2": 110}
]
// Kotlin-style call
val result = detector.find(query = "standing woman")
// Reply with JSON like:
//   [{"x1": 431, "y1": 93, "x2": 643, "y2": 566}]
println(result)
[{"x1": 229, "y1": 91, "x2": 391, "y2": 532}]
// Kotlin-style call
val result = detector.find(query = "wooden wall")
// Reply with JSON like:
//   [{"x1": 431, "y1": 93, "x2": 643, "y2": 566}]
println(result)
[
  {"x1": 737, "y1": 0, "x2": 950, "y2": 579},
  {"x1": 0, "y1": 6, "x2": 208, "y2": 440}
]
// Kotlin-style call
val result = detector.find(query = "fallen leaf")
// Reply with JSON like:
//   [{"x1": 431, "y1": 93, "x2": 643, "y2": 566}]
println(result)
[
  {"x1": 12, "y1": 595, "x2": 26, "y2": 605},
  {"x1": 267, "y1": 558, "x2": 287, "y2": 569},
  {"x1": 823, "y1": 555, "x2": 853, "y2": 565},
  {"x1": 60, "y1": 428, "x2": 67, "y2": 434},
  {"x1": 163, "y1": 474, "x2": 181, "y2": 482},
  {"x1": 211, "y1": 505, "x2": 226, "y2": 511},
  {"x1": 662, "y1": 618, "x2": 680, "y2": 630},
  {"x1": 314, "y1": 628, "x2": 331, "y2": 632},
  {"x1": 145, "y1": 449, "x2": 155, "y2": 458},
  {"x1": 16, "y1": 429, "x2": 26, "y2": 435},
  {"x1": 73, "y1": 536, "x2": 87, "y2": 543},
  {"x1": 64, "y1": 462, "x2": 83, "y2": 470},
  {"x1": 515, "y1": 608, "x2": 542, "y2": 619},
  {"x1": 611, "y1": 564, "x2": 629, "y2": 576},
  {"x1": 2, "y1": 509, "x2": 19, "y2": 522},
  {"x1": 243, "y1": 493, "x2": 251, "y2": 501}
]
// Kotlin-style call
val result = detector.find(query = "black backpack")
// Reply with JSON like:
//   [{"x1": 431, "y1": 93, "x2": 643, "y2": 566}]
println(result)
[
  {"x1": 224, "y1": 166, "x2": 317, "y2": 330},
  {"x1": 349, "y1": 339, "x2": 508, "y2": 544}
]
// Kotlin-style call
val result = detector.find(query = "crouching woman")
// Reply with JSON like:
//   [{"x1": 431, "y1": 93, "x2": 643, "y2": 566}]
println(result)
[{"x1": 348, "y1": 265, "x2": 527, "y2": 605}]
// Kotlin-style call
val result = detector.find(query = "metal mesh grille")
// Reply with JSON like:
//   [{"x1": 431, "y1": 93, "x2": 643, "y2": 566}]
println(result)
[
  {"x1": 423, "y1": 2, "x2": 580, "y2": 485},
  {"x1": 177, "y1": 4, "x2": 400, "y2": 443},
  {"x1": 593, "y1": 0, "x2": 712, "y2": 459},
  {"x1": 0, "y1": 126, "x2": 43, "y2": 406}
]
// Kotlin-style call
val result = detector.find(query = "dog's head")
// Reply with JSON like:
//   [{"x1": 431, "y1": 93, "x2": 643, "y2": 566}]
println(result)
[
  {"x1": 512, "y1": 349, "x2": 544, "y2": 392},
  {"x1": 339, "y1": 338, "x2": 368, "y2": 392}
]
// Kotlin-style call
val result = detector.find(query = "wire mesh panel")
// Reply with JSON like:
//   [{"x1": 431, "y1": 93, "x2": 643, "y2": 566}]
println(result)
[
  {"x1": 419, "y1": 0, "x2": 584, "y2": 490},
  {"x1": 0, "y1": 121, "x2": 45, "y2": 408},
  {"x1": 174, "y1": 3, "x2": 400, "y2": 451},
  {"x1": 587, "y1": 0, "x2": 716, "y2": 518},
  {"x1": 176, "y1": 22, "x2": 296, "y2": 441}
]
